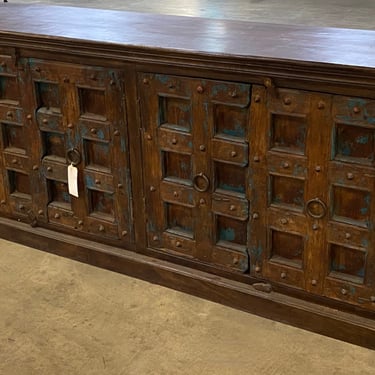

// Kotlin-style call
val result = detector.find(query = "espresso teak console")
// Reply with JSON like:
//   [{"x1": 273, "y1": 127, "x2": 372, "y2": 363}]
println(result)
[{"x1": 0, "y1": 4, "x2": 374, "y2": 348}]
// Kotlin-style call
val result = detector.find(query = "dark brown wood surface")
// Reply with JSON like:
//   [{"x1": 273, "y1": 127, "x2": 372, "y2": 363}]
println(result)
[{"x1": 0, "y1": 4, "x2": 375, "y2": 69}]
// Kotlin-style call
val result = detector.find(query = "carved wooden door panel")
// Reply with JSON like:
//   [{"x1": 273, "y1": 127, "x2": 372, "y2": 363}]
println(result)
[
  {"x1": 139, "y1": 73, "x2": 251, "y2": 273},
  {"x1": 250, "y1": 85, "x2": 332, "y2": 293},
  {"x1": 251, "y1": 85, "x2": 375, "y2": 308},
  {"x1": 324, "y1": 96, "x2": 375, "y2": 309},
  {"x1": 0, "y1": 51, "x2": 36, "y2": 222},
  {"x1": 27, "y1": 60, "x2": 132, "y2": 242}
]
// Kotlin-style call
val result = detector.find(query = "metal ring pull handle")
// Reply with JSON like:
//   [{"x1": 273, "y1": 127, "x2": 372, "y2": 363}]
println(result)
[
  {"x1": 193, "y1": 172, "x2": 210, "y2": 193},
  {"x1": 306, "y1": 198, "x2": 327, "y2": 219},
  {"x1": 66, "y1": 148, "x2": 81, "y2": 166}
]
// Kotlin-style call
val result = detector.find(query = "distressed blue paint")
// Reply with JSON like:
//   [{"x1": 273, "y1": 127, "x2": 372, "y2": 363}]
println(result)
[
  {"x1": 360, "y1": 193, "x2": 371, "y2": 216},
  {"x1": 219, "y1": 182, "x2": 245, "y2": 194},
  {"x1": 349, "y1": 285, "x2": 358, "y2": 294},
  {"x1": 74, "y1": 130, "x2": 81, "y2": 145},
  {"x1": 293, "y1": 191, "x2": 304, "y2": 206},
  {"x1": 293, "y1": 164, "x2": 306, "y2": 176},
  {"x1": 36, "y1": 81, "x2": 60, "y2": 108},
  {"x1": 332, "y1": 262, "x2": 365, "y2": 279},
  {"x1": 332, "y1": 261, "x2": 346, "y2": 272},
  {"x1": 120, "y1": 136, "x2": 127, "y2": 153},
  {"x1": 84, "y1": 174, "x2": 95, "y2": 188},
  {"x1": 211, "y1": 83, "x2": 228, "y2": 97},
  {"x1": 252, "y1": 245, "x2": 263, "y2": 258},
  {"x1": 340, "y1": 143, "x2": 352, "y2": 156},
  {"x1": 16, "y1": 110, "x2": 23, "y2": 123},
  {"x1": 187, "y1": 191, "x2": 194, "y2": 205},
  {"x1": 203, "y1": 103, "x2": 208, "y2": 131},
  {"x1": 28, "y1": 58, "x2": 38, "y2": 69},
  {"x1": 180, "y1": 160, "x2": 189, "y2": 173},
  {"x1": 273, "y1": 196, "x2": 282, "y2": 204},
  {"x1": 219, "y1": 227, "x2": 235, "y2": 242},
  {"x1": 188, "y1": 141, "x2": 193, "y2": 149},
  {"x1": 96, "y1": 129, "x2": 105, "y2": 140},
  {"x1": 357, "y1": 267, "x2": 365, "y2": 278},
  {"x1": 361, "y1": 238, "x2": 369, "y2": 247},
  {"x1": 62, "y1": 191, "x2": 71, "y2": 203},
  {"x1": 221, "y1": 120, "x2": 245, "y2": 138},
  {"x1": 364, "y1": 194, "x2": 371, "y2": 206},
  {"x1": 44, "y1": 117, "x2": 60, "y2": 130},
  {"x1": 155, "y1": 74, "x2": 169, "y2": 85},
  {"x1": 147, "y1": 220, "x2": 156, "y2": 232},
  {"x1": 66, "y1": 136, "x2": 74, "y2": 150},
  {"x1": 360, "y1": 207, "x2": 369, "y2": 215},
  {"x1": 356, "y1": 135, "x2": 370, "y2": 144},
  {"x1": 238, "y1": 256, "x2": 248, "y2": 272}
]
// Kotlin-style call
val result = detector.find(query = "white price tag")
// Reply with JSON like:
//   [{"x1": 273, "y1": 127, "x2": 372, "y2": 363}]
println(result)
[{"x1": 68, "y1": 164, "x2": 79, "y2": 197}]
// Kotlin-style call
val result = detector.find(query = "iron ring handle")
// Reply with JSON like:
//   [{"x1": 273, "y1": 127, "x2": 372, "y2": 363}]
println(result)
[
  {"x1": 306, "y1": 198, "x2": 327, "y2": 219},
  {"x1": 66, "y1": 148, "x2": 81, "y2": 166},
  {"x1": 193, "y1": 172, "x2": 210, "y2": 193}
]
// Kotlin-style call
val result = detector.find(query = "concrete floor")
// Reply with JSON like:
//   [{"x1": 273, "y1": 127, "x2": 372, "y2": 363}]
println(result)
[
  {"x1": 1, "y1": 239, "x2": 375, "y2": 375},
  {"x1": 1, "y1": 1, "x2": 375, "y2": 374}
]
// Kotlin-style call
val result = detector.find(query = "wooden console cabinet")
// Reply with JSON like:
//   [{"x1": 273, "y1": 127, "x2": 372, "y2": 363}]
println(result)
[{"x1": 0, "y1": 4, "x2": 374, "y2": 348}]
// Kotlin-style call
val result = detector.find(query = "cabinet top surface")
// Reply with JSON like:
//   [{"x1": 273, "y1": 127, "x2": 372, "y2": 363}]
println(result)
[{"x1": 0, "y1": 4, "x2": 375, "y2": 69}]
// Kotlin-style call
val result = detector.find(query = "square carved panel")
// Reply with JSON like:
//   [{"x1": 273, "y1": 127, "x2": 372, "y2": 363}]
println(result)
[
  {"x1": 48, "y1": 180, "x2": 71, "y2": 206},
  {"x1": 270, "y1": 229, "x2": 304, "y2": 268},
  {"x1": 215, "y1": 162, "x2": 246, "y2": 195},
  {"x1": 270, "y1": 113, "x2": 307, "y2": 154},
  {"x1": 79, "y1": 88, "x2": 106, "y2": 118},
  {"x1": 216, "y1": 215, "x2": 247, "y2": 246},
  {"x1": 329, "y1": 244, "x2": 366, "y2": 283},
  {"x1": 334, "y1": 123, "x2": 374, "y2": 164},
  {"x1": 0, "y1": 76, "x2": 19, "y2": 104},
  {"x1": 214, "y1": 104, "x2": 247, "y2": 139},
  {"x1": 332, "y1": 186, "x2": 371, "y2": 227},
  {"x1": 35, "y1": 82, "x2": 60, "y2": 111},
  {"x1": 166, "y1": 203, "x2": 193, "y2": 238},
  {"x1": 84, "y1": 140, "x2": 111, "y2": 170},
  {"x1": 43, "y1": 131, "x2": 65, "y2": 158},
  {"x1": 158, "y1": 96, "x2": 192, "y2": 132},
  {"x1": 89, "y1": 189, "x2": 115, "y2": 218},
  {"x1": 271, "y1": 175, "x2": 304, "y2": 210},
  {"x1": 8, "y1": 170, "x2": 30, "y2": 196},
  {"x1": 1, "y1": 122, "x2": 25, "y2": 151},
  {"x1": 163, "y1": 151, "x2": 192, "y2": 183}
]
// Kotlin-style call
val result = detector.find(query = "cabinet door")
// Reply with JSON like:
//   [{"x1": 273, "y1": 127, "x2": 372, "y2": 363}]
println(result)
[
  {"x1": 250, "y1": 85, "x2": 332, "y2": 293},
  {"x1": 251, "y1": 85, "x2": 375, "y2": 309},
  {"x1": 27, "y1": 60, "x2": 132, "y2": 242},
  {"x1": 0, "y1": 52, "x2": 35, "y2": 221},
  {"x1": 324, "y1": 96, "x2": 375, "y2": 309},
  {"x1": 139, "y1": 73, "x2": 251, "y2": 273}
]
